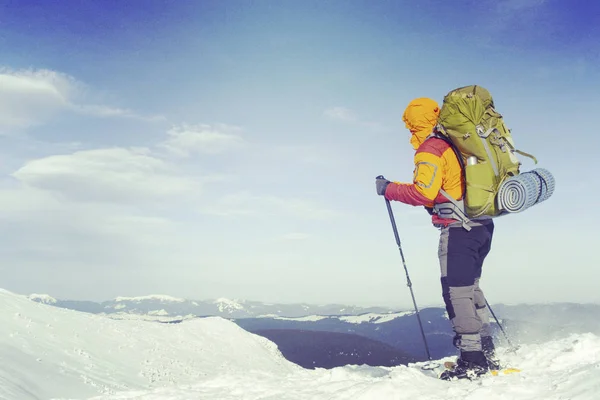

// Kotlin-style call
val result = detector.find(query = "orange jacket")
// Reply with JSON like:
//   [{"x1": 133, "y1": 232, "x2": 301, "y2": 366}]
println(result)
[{"x1": 384, "y1": 98, "x2": 464, "y2": 226}]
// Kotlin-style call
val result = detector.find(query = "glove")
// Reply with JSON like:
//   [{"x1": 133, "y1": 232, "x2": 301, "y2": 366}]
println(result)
[{"x1": 375, "y1": 176, "x2": 391, "y2": 196}]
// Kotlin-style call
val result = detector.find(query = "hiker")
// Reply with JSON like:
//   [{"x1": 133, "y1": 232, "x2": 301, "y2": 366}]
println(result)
[{"x1": 375, "y1": 97, "x2": 499, "y2": 380}]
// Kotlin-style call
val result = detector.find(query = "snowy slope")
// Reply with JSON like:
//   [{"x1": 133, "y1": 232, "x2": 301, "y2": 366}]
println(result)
[
  {"x1": 90, "y1": 334, "x2": 600, "y2": 400},
  {"x1": 0, "y1": 289, "x2": 297, "y2": 400},
  {"x1": 3, "y1": 288, "x2": 600, "y2": 400}
]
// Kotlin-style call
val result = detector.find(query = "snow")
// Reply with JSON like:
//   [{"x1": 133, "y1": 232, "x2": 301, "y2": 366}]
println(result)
[
  {"x1": 1, "y1": 289, "x2": 293, "y2": 400},
  {"x1": 114, "y1": 295, "x2": 185, "y2": 303},
  {"x1": 254, "y1": 312, "x2": 414, "y2": 323},
  {"x1": 214, "y1": 297, "x2": 245, "y2": 312},
  {"x1": 339, "y1": 311, "x2": 415, "y2": 324},
  {"x1": 27, "y1": 293, "x2": 57, "y2": 304},
  {"x1": 148, "y1": 309, "x2": 169, "y2": 316},
  {"x1": 257, "y1": 314, "x2": 330, "y2": 322},
  {"x1": 3, "y1": 288, "x2": 600, "y2": 400},
  {"x1": 102, "y1": 313, "x2": 195, "y2": 323}
]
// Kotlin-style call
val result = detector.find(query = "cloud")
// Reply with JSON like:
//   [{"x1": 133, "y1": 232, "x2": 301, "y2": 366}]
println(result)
[
  {"x1": 71, "y1": 104, "x2": 165, "y2": 122},
  {"x1": 12, "y1": 147, "x2": 199, "y2": 204},
  {"x1": 323, "y1": 106, "x2": 387, "y2": 132},
  {"x1": 0, "y1": 145, "x2": 197, "y2": 274},
  {"x1": 0, "y1": 68, "x2": 162, "y2": 131},
  {"x1": 200, "y1": 192, "x2": 341, "y2": 220},
  {"x1": 0, "y1": 186, "x2": 63, "y2": 215},
  {"x1": 0, "y1": 68, "x2": 72, "y2": 129},
  {"x1": 0, "y1": 186, "x2": 183, "y2": 270},
  {"x1": 160, "y1": 123, "x2": 245, "y2": 157},
  {"x1": 280, "y1": 232, "x2": 310, "y2": 241},
  {"x1": 324, "y1": 107, "x2": 358, "y2": 123},
  {"x1": 0, "y1": 65, "x2": 354, "y2": 301}
]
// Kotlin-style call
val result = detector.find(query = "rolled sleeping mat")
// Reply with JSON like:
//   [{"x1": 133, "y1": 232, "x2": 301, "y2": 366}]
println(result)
[{"x1": 497, "y1": 168, "x2": 555, "y2": 213}]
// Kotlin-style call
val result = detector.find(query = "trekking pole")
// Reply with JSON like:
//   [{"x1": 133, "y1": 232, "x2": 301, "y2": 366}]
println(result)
[
  {"x1": 486, "y1": 299, "x2": 519, "y2": 352},
  {"x1": 378, "y1": 177, "x2": 433, "y2": 364}
]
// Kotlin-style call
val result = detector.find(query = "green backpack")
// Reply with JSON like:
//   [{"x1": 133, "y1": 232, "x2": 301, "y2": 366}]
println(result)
[{"x1": 434, "y1": 85, "x2": 537, "y2": 219}]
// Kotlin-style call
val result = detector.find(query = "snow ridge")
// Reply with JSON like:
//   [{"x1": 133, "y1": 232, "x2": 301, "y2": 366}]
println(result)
[
  {"x1": 114, "y1": 295, "x2": 186, "y2": 303},
  {"x1": 255, "y1": 311, "x2": 415, "y2": 324},
  {"x1": 27, "y1": 293, "x2": 57, "y2": 304},
  {"x1": 339, "y1": 311, "x2": 415, "y2": 324},
  {"x1": 213, "y1": 297, "x2": 245, "y2": 313}
]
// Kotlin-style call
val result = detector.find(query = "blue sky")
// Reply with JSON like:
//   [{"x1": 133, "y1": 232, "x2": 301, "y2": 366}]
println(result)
[{"x1": 0, "y1": 0, "x2": 598, "y2": 308}]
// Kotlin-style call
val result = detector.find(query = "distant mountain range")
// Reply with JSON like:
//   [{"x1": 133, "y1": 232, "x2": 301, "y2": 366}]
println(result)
[
  {"x1": 27, "y1": 293, "x2": 600, "y2": 367},
  {"x1": 235, "y1": 307, "x2": 454, "y2": 361},
  {"x1": 27, "y1": 293, "x2": 394, "y2": 318}
]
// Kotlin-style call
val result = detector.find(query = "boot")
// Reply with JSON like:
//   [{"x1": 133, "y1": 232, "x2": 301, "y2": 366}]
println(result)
[
  {"x1": 439, "y1": 350, "x2": 489, "y2": 381},
  {"x1": 482, "y1": 336, "x2": 501, "y2": 370}
]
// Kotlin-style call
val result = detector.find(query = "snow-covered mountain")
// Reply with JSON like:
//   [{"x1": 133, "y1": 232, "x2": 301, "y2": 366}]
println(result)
[
  {"x1": 238, "y1": 307, "x2": 454, "y2": 361},
  {"x1": 27, "y1": 293, "x2": 58, "y2": 304},
  {"x1": 257, "y1": 310, "x2": 416, "y2": 324},
  {"x1": 4, "y1": 288, "x2": 600, "y2": 399},
  {"x1": 30, "y1": 292, "x2": 600, "y2": 362},
  {"x1": 28, "y1": 293, "x2": 395, "y2": 319}
]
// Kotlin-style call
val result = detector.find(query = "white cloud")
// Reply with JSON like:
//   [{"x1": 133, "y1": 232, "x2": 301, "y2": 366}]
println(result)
[
  {"x1": 323, "y1": 106, "x2": 387, "y2": 132},
  {"x1": 160, "y1": 123, "x2": 245, "y2": 157},
  {"x1": 324, "y1": 107, "x2": 357, "y2": 123},
  {"x1": 71, "y1": 104, "x2": 165, "y2": 122},
  {"x1": 0, "y1": 68, "x2": 162, "y2": 132},
  {"x1": 0, "y1": 186, "x2": 63, "y2": 214},
  {"x1": 0, "y1": 189, "x2": 185, "y2": 272},
  {"x1": 0, "y1": 69, "x2": 72, "y2": 129},
  {"x1": 280, "y1": 232, "x2": 310, "y2": 241},
  {"x1": 200, "y1": 192, "x2": 341, "y2": 220},
  {"x1": 0, "y1": 65, "x2": 361, "y2": 302},
  {"x1": 12, "y1": 147, "x2": 198, "y2": 204}
]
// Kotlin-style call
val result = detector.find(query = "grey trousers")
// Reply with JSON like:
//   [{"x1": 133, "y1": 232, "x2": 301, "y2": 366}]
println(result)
[{"x1": 438, "y1": 219, "x2": 494, "y2": 352}]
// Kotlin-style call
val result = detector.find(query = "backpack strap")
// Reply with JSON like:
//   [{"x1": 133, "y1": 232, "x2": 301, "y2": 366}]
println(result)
[
  {"x1": 515, "y1": 149, "x2": 537, "y2": 163},
  {"x1": 491, "y1": 127, "x2": 539, "y2": 165},
  {"x1": 435, "y1": 190, "x2": 473, "y2": 231},
  {"x1": 426, "y1": 131, "x2": 467, "y2": 200},
  {"x1": 424, "y1": 132, "x2": 473, "y2": 231}
]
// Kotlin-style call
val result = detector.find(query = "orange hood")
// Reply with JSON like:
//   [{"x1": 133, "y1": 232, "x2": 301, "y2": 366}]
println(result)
[{"x1": 402, "y1": 98, "x2": 440, "y2": 150}]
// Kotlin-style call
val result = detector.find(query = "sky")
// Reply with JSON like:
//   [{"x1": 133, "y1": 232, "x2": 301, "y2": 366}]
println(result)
[{"x1": 0, "y1": 0, "x2": 599, "y2": 307}]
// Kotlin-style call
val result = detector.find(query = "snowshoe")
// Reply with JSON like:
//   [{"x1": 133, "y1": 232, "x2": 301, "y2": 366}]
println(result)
[
  {"x1": 482, "y1": 336, "x2": 501, "y2": 370},
  {"x1": 439, "y1": 351, "x2": 489, "y2": 381}
]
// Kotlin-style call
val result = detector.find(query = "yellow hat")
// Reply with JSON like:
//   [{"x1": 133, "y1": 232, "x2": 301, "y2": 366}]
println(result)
[{"x1": 402, "y1": 98, "x2": 440, "y2": 150}]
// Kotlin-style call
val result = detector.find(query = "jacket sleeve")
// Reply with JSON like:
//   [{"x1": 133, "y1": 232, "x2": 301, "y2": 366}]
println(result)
[{"x1": 384, "y1": 150, "x2": 443, "y2": 207}]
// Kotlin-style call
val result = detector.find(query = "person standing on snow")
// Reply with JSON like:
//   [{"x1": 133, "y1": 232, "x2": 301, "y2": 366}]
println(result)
[{"x1": 375, "y1": 97, "x2": 500, "y2": 380}]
